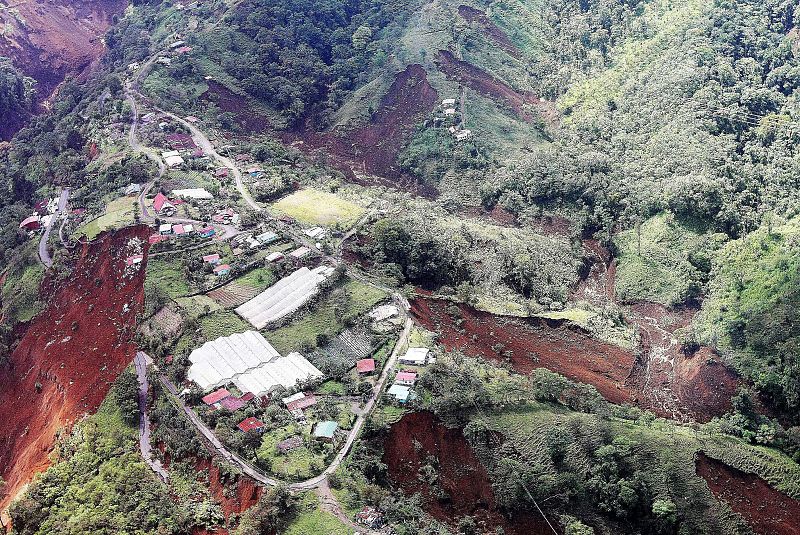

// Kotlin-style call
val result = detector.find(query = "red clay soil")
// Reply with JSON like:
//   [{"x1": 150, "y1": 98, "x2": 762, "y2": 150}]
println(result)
[
  {"x1": 383, "y1": 411, "x2": 554, "y2": 535},
  {"x1": 696, "y1": 452, "x2": 800, "y2": 535},
  {"x1": 458, "y1": 5, "x2": 521, "y2": 59},
  {"x1": 0, "y1": 0, "x2": 126, "y2": 138},
  {"x1": 411, "y1": 297, "x2": 636, "y2": 406},
  {"x1": 436, "y1": 49, "x2": 541, "y2": 122},
  {"x1": 201, "y1": 80, "x2": 271, "y2": 134},
  {"x1": 285, "y1": 64, "x2": 439, "y2": 197},
  {"x1": 0, "y1": 225, "x2": 150, "y2": 510},
  {"x1": 191, "y1": 457, "x2": 264, "y2": 535}
]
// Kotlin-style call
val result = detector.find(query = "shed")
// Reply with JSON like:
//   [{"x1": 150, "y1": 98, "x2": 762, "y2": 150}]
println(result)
[
  {"x1": 400, "y1": 347, "x2": 429, "y2": 366},
  {"x1": 314, "y1": 421, "x2": 339, "y2": 441},
  {"x1": 286, "y1": 394, "x2": 317, "y2": 411},
  {"x1": 213, "y1": 264, "x2": 231, "y2": 276},
  {"x1": 203, "y1": 254, "x2": 221, "y2": 265},
  {"x1": 387, "y1": 384, "x2": 411, "y2": 403},
  {"x1": 159, "y1": 223, "x2": 173, "y2": 235},
  {"x1": 356, "y1": 358, "x2": 376, "y2": 374},
  {"x1": 237, "y1": 417, "x2": 265, "y2": 433},
  {"x1": 220, "y1": 396, "x2": 246, "y2": 411},
  {"x1": 19, "y1": 216, "x2": 41, "y2": 231},
  {"x1": 202, "y1": 388, "x2": 231, "y2": 406},
  {"x1": 266, "y1": 251, "x2": 285, "y2": 262}
]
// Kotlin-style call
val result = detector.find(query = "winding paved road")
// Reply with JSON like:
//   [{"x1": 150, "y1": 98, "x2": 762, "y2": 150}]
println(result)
[
  {"x1": 134, "y1": 351, "x2": 169, "y2": 481},
  {"x1": 38, "y1": 189, "x2": 69, "y2": 267}
]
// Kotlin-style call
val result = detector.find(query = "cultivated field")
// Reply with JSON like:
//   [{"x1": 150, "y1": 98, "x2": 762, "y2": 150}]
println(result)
[{"x1": 271, "y1": 189, "x2": 365, "y2": 226}]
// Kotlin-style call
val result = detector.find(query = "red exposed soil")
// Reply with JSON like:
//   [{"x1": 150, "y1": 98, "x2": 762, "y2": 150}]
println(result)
[
  {"x1": 201, "y1": 80, "x2": 271, "y2": 134},
  {"x1": 286, "y1": 64, "x2": 439, "y2": 197},
  {"x1": 458, "y1": 5, "x2": 521, "y2": 59},
  {"x1": 383, "y1": 411, "x2": 554, "y2": 535},
  {"x1": 411, "y1": 297, "x2": 636, "y2": 406},
  {"x1": 192, "y1": 457, "x2": 264, "y2": 535},
  {"x1": 436, "y1": 49, "x2": 542, "y2": 122},
  {"x1": 0, "y1": 0, "x2": 127, "y2": 139},
  {"x1": 696, "y1": 452, "x2": 800, "y2": 535},
  {"x1": 0, "y1": 225, "x2": 150, "y2": 509}
]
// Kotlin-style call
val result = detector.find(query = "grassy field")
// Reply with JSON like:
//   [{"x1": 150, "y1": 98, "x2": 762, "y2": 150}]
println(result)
[
  {"x1": 257, "y1": 425, "x2": 328, "y2": 480},
  {"x1": 267, "y1": 279, "x2": 387, "y2": 354},
  {"x1": 175, "y1": 294, "x2": 222, "y2": 316},
  {"x1": 199, "y1": 310, "x2": 250, "y2": 340},
  {"x1": 272, "y1": 189, "x2": 365, "y2": 227},
  {"x1": 1, "y1": 252, "x2": 44, "y2": 323},
  {"x1": 284, "y1": 493, "x2": 351, "y2": 535},
  {"x1": 146, "y1": 257, "x2": 190, "y2": 300},
  {"x1": 74, "y1": 196, "x2": 137, "y2": 240},
  {"x1": 235, "y1": 266, "x2": 276, "y2": 289}
]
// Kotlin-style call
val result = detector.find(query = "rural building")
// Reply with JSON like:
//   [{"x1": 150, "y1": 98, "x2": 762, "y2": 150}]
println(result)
[
  {"x1": 162, "y1": 150, "x2": 185, "y2": 168},
  {"x1": 237, "y1": 417, "x2": 265, "y2": 433},
  {"x1": 395, "y1": 371, "x2": 417, "y2": 386},
  {"x1": 304, "y1": 227, "x2": 325, "y2": 239},
  {"x1": 289, "y1": 246, "x2": 311, "y2": 259},
  {"x1": 125, "y1": 183, "x2": 142, "y2": 196},
  {"x1": 369, "y1": 305, "x2": 399, "y2": 322},
  {"x1": 172, "y1": 224, "x2": 186, "y2": 235},
  {"x1": 213, "y1": 264, "x2": 231, "y2": 276},
  {"x1": 202, "y1": 388, "x2": 231, "y2": 407},
  {"x1": 235, "y1": 266, "x2": 335, "y2": 329},
  {"x1": 400, "y1": 347, "x2": 429, "y2": 366},
  {"x1": 203, "y1": 254, "x2": 221, "y2": 265},
  {"x1": 183, "y1": 224, "x2": 194, "y2": 233},
  {"x1": 173, "y1": 188, "x2": 213, "y2": 200},
  {"x1": 153, "y1": 192, "x2": 177, "y2": 216},
  {"x1": 256, "y1": 231, "x2": 279, "y2": 245},
  {"x1": 444, "y1": 108, "x2": 457, "y2": 116},
  {"x1": 220, "y1": 396, "x2": 246, "y2": 411},
  {"x1": 277, "y1": 436, "x2": 303, "y2": 453},
  {"x1": 313, "y1": 421, "x2": 339, "y2": 442},
  {"x1": 286, "y1": 394, "x2": 317, "y2": 411},
  {"x1": 388, "y1": 384, "x2": 412, "y2": 403},
  {"x1": 215, "y1": 168, "x2": 229, "y2": 178},
  {"x1": 126, "y1": 254, "x2": 144, "y2": 266},
  {"x1": 356, "y1": 358, "x2": 376, "y2": 374},
  {"x1": 165, "y1": 133, "x2": 196, "y2": 150},
  {"x1": 19, "y1": 216, "x2": 41, "y2": 231},
  {"x1": 455, "y1": 129, "x2": 473, "y2": 141},
  {"x1": 149, "y1": 234, "x2": 168, "y2": 244},
  {"x1": 187, "y1": 331, "x2": 323, "y2": 396},
  {"x1": 198, "y1": 226, "x2": 216, "y2": 238},
  {"x1": 169, "y1": 40, "x2": 186, "y2": 49},
  {"x1": 212, "y1": 208, "x2": 236, "y2": 223},
  {"x1": 442, "y1": 98, "x2": 457, "y2": 106},
  {"x1": 158, "y1": 223, "x2": 173, "y2": 235},
  {"x1": 355, "y1": 507, "x2": 384, "y2": 529},
  {"x1": 185, "y1": 116, "x2": 199, "y2": 123},
  {"x1": 282, "y1": 392, "x2": 305, "y2": 405},
  {"x1": 266, "y1": 251, "x2": 285, "y2": 263},
  {"x1": 175, "y1": 46, "x2": 193, "y2": 55}
]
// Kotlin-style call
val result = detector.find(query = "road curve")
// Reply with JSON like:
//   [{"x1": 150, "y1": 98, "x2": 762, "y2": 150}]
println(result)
[
  {"x1": 134, "y1": 351, "x2": 169, "y2": 482},
  {"x1": 38, "y1": 189, "x2": 69, "y2": 267}
]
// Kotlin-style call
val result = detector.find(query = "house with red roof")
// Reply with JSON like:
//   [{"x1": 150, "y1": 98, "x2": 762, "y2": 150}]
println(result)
[
  {"x1": 202, "y1": 388, "x2": 231, "y2": 406},
  {"x1": 172, "y1": 224, "x2": 186, "y2": 235},
  {"x1": 237, "y1": 417, "x2": 265, "y2": 433},
  {"x1": 19, "y1": 215, "x2": 41, "y2": 231},
  {"x1": 220, "y1": 396, "x2": 246, "y2": 411},
  {"x1": 213, "y1": 264, "x2": 231, "y2": 276},
  {"x1": 202, "y1": 253, "x2": 221, "y2": 265},
  {"x1": 126, "y1": 254, "x2": 144, "y2": 266},
  {"x1": 395, "y1": 371, "x2": 417, "y2": 386},
  {"x1": 286, "y1": 394, "x2": 317, "y2": 412},
  {"x1": 356, "y1": 358, "x2": 376, "y2": 374},
  {"x1": 153, "y1": 192, "x2": 176, "y2": 216},
  {"x1": 149, "y1": 234, "x2": 169, "y2": 245}
]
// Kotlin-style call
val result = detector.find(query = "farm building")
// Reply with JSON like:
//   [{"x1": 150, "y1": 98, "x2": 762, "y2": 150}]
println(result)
[
  {"x1": 173, "y1": 188, "x2": 213, "y2": 200},
  {"x1": 213, "y1": 264, "x2": 231, "y2": 276},
  {"x1": 153, "y1": 192, "x2": 177, "y2": 216},
  {"x1": 304, "y1": 227, "x2": 325, "y2": 239},
  {"x1": 235, "y1": 266, "x2": 335, "y2": 329},
  {"x1": 266, "y1": 251, "x2": 285, "y2": 262},
  {"x1": 256, "y1": 231, "x2": 279, "y2": 245},
  {"x1": 442, "y1": 98, "x2": 456, "y2": 106},
  {"x1": 395, "y1": 371, "x2": 417, "y2": 385},
  {"x1": 198, "y1": 226, "x2": 216, "y2": 238},
  {"x1": 313, "y1": 421, "x2": 339, "y2": 441},
  {"x1": 285, "y1": 394, "x2": 317, "y2": 411},
  {"x1": 19, "y1": 216, "x2": 41, "y2": 231},
  {"x1": 158, "y1": 223, "x2": 173, "y2": 235},
  {"x1": 220, "y1": 396, "x2": 246, "y2": 411},
  {"x1": 289, "y1": 246, "x2": 311, "y2": 259},
  {"x1": 388, "y1": 384, "x2": 412, "y2": 403},
  {"x1": 356, "y1": 358, "x2": 376, "y2": 374},
  {"x1": 202, "y1": 388, "x2": 231, "y2": 406},
  {"x1": 203, "y1": 253, "x2": 221, "y2": 265},
  {"x1": 400, "y1": 347, "x2": 429, "y2": 366},
  {"x1": 186, "y1": 331, "x2": 323, "y2": 396},
  {"x1": 161, "y1": 150, "x2": 185, "y2": 168},
  {"x1": 237, "y1": 417, "x2": 265, "y2": 433},
  {"x1": 369, "y1": 305, "x2": 399, "y2": 322},
  {"x1": 125, "y1": 183, "x2": 142, "y2": 196},
  {"x1": 277, "y1": 436, "x2": 303, "y2": 453}
]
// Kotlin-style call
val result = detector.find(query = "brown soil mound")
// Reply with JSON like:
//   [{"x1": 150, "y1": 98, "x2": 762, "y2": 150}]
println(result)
[
  {"x1": 674, "y1": 348, "x2": 738, "y2": 421},
  {"x1": 286, "y1": 64, "x2": 439, "y2": 197},
  {"x1": 201, "y1": 80, "x2": 271, "y2": 134},
  {"x1": 458, "y1": 5, "x2": 521, "y2": 59},
  {"x1": 696, "y1": 452, "x2": 800, "y2": 535},
  {"x1": 192, "y1": 457, "x2": 264, "y2": 535},
  {"x1": 0, "y1": 225, "x2": 150, "y2": 509},
  {"x1": 411, "y1": 297, "x2": 636, "y2": 406},
  {"x1": 436, "y1": 50, "x2": 541, "y2": 122},
  {"x1": 383, "y1": 411, "x2": 553, "y2": 534},
  {"x1": 0, "y1": 0, "x2": 126, "y2": 138}
]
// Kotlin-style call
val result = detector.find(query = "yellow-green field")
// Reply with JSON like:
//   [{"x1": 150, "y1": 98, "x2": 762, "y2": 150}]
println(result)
[
  {"x1": 74, "y1": 196, "x2": 137, "y2": 240},
  {"x1": 272, "y1": 189, "x2": 364, "y2": 227}
]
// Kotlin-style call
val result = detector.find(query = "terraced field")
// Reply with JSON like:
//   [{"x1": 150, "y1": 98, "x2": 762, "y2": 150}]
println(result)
[{"x1": 207, "y1": 282, "x2": 262, "y2": 308}]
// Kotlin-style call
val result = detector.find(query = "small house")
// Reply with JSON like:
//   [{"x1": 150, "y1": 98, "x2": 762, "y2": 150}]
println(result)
[
  {"x1": 183, "y1": 224, "x2": 194, "y2": 234},
  {"x1": 444, "y1": 108, "x2": 457, "y2": 116},
  {"x1": 455, "y1": 129, "x2": 473, "y2": 141},
  {"x1": 175, "y1": 46, "x2": 193, "y2": 55},
  {"x1": 172, "y1": 224, "x2": 186, "y2": 235},
  {"x1": 256, "y1": 231, "x2": 279, "y2": 245},
  {"x1": 202, "y1": 253, "x2": 221, "y2": 265},
  {"x1": 369, "y1": 305, "x2": 399, "y2": 322},
  {"x1": 161, "y1": 150, "x2": 185, "y2": 168},
  {"x1": 237, "y1": 417, "x2": 265, "y2": 433},
  {"x1": 355, "y1": 507, "x2": 384, "y2": 529},
  {"x1": 149, "y1": 234, "x2": 168, "y2": 244},
  {"x1": 304, "y1": 227, "x2": 325, "y2": 239},
  {"x1": 387, "y1": 384, "x2": 412, "y2": 403},
  {"x1": 185, "y1": 116, "x2": 199, "y2": 124},
  {"x1": 198, "y1": 226, "x2": 216, "y2": 238},
  {"x1": 289, "y1": 246, "x2": 311, "y2": 259},
  {"x1": 220, "y1": 396, "x2": 246, "y2": 411},
  {"x1": 158, "y1": 223, "x2": 173, "y2": 235},
  {"x1": 125, "y1": 254, "x2": 144, "y2": 267},
  {"x1": 400, "y1": 347, "x2": 429, "y2": 366},
  {"x1": 266, "y1": 251, "x2": 285, "y2": 263},
  {"x1": 395, "y1": 371, "x2": 417, "y2": 386},
  {"x1": 277, "y1": 436, "x2": 303, "y2": 454},
  {"x1": 313, "y1": 421, "x2": 339, "y2": 442},
  {"x1": 19, "y1": 215, "x2": 41, "y2": 231},
  {"x1": 213, "y1": 264, "x2": 231, "y2": 276},
  {"x1": 286, "y1": 394, "x2": 317, "y2": 412},
  {"x1": 442, "y1": 98, "x2": 457, "y2": 107},
  {"x1": 215, "y1": 168, "x2": 229, "y2": 178},
  {"x1": 125, "y1": 183, "x2": 142, "y2": 196},
  {"x1": 356, "y1": 358, "x2": 376, "y2": 375},
  {"x1": 153, "y1": 192, "x2": 176, "y2": 216},
  {"x1": 202, "y1": 388, "x2": 231, "y2": 407}
]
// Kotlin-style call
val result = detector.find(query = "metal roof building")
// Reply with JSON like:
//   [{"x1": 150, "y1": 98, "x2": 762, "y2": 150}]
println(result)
[
  {"x1": 235, "y1": 266, "x2": 335, "y2": 329},
  {"x1": 187, "y1": 330, "x2": 322, "y2": 395}
]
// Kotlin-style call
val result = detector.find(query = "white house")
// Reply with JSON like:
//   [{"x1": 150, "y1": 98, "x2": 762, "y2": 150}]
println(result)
[{"x1": 399, "y1": 347, "x2": 429, "y2": 366}]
